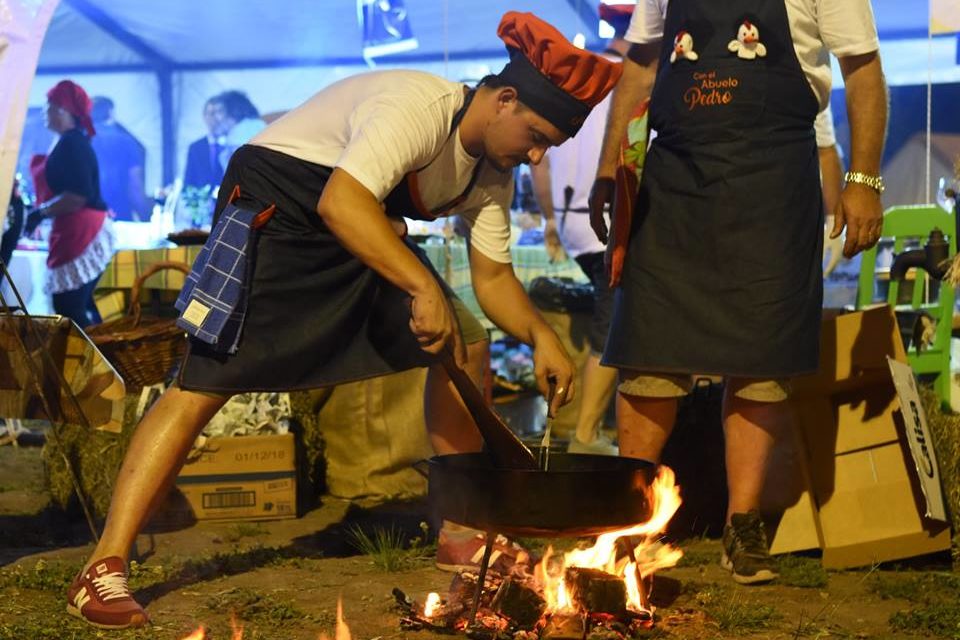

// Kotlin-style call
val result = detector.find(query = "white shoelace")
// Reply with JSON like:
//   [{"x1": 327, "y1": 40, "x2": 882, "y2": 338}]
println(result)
[{"x1": 92, "y1": 572, "x2": 131, "y2": 602}]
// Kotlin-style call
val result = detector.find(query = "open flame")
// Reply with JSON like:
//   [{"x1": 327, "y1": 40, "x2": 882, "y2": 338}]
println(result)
[
  {"x1": 535, "y1": 466, "x2": 683, "y2": 614},
  {"x1": 317, "y1": 598, "x2": 351, "y2": 640},
  {"x1": 423, "y1": 592, "x2": 442, "y2": 618},
  {"x1": 179, "y1": 599, "x2": 350, "y2": 640}
]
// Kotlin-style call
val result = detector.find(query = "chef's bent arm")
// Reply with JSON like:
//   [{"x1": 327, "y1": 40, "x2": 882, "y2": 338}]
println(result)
[
  {"x1": 317, "y1": 168, "x2": 457, "y2": 355},
  {"x1": 470, "y1": 249, "x2": 576, "y2": 405},
  {"x1": 317, "y1": 168, "x2": 435, "y2": 294}
]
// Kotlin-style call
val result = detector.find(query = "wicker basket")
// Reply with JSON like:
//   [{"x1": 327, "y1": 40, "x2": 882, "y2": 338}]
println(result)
[{"x1": 86, "y1": 261, "x2": 191, "y2": 390}]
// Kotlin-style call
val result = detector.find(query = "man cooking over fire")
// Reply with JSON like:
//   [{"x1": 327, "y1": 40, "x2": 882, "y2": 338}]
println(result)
[
  {"x1": 590, "y1": 0, "x2": 886, "y2": 584},
  {"x1": 67, "y1": 12, "x2": 622, "y2": 629}
]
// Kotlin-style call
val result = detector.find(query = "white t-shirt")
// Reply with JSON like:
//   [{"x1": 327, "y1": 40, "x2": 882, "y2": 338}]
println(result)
[
  {"x1": 625, "y1": 0, "x2": 880, "y2": 110},
  {"x1": 543, "y1": 63, "x2": 615, "y2": 259},
  {"x1": 814, "y1": 106, "x2": 836, "y2": 148},
  {"x1": 252, "y1": 70, "x2": 513, "y2": 263}
]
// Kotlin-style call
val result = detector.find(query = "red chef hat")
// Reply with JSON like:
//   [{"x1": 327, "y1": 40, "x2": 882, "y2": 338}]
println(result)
[
  {"x1": 47, "y1": 80, "x2": 96, "y2": 137},
  {"x1": 598, "y1": 3, "x2": 634, "y2": 37},
  {"x1": 496, "y1": 11, "x2": 622, "y2": 137}
]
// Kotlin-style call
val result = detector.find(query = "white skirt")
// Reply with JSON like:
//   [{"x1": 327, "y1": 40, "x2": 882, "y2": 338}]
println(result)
[{"x1": 44, "y1": 219, "x2": 116, "y2": 294}]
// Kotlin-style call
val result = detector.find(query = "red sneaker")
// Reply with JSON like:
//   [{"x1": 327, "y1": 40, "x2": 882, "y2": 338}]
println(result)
[
  {"x1": 436, "y1": 532, "x2": 532, "y2": 574},
  {"x1": 66, "y1": 556, "x2": 149, "y2": 629}
]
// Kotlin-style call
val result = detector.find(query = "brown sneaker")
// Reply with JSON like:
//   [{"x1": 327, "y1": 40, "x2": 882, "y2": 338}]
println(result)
[
  {"x1": 436, "y1": 532, "x2": 531, "y2": 574},
  {"x1": 720, "y1": 510, "x2": 779, "y2": 585},
  {"x1": 66, "y1": 557, "x2": 149, "y2": 629}
]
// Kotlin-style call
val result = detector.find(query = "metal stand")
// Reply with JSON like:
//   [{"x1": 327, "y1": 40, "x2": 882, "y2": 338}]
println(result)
[
  {"x1": 468, "y1": 530, "x2": 499, "y2": 625},
  {"x1": 0, "y1": 257, "x2": 100, "y2": 542}
]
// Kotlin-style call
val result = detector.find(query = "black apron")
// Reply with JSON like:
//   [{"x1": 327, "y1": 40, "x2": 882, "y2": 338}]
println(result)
[
  {"x1": 603, "y1": 0, "x2": 823, "y2": 378},
  {"x1": 179, "y1": 91, "x2": 479, "y2": 392}
]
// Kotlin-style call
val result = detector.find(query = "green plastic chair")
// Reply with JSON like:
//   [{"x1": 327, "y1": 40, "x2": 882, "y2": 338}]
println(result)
[{"x1": 856, "y1": 204, "x2": 955, "y2": 406}]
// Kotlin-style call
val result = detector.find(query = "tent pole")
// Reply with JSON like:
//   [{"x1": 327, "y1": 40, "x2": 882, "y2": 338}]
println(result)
[{"x1": 158, "y1": 68, "x2": 175, "y2": 186}]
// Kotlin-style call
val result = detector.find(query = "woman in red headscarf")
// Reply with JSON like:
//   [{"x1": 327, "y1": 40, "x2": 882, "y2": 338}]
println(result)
[{"x1": 26, "y1": 79, "x2": 115, "y2": 328}]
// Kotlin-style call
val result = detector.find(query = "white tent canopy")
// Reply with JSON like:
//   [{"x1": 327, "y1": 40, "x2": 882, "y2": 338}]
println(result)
[
  {"x1": 25, "y1": 0, "x2": 609, "y2": 194},
  {"x1": 10, "y1": 0, "x2": 960, "y2": 203}
]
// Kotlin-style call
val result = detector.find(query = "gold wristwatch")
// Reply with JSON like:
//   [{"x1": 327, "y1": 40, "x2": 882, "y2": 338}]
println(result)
[{"x1": 844, "y1": 170, "x2": 885, "y2": 194}]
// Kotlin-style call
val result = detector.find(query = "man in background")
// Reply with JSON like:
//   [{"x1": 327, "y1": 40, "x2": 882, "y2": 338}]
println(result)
[
  {"x1": 91, "y1": 96, "x2": 151, "y2": 221},
  {"x1": 529, "y1": 3, "x2": 633, "y2": 456},
  {"x1": 181, "y1": 95, "x2": 227, "y2": 192}
]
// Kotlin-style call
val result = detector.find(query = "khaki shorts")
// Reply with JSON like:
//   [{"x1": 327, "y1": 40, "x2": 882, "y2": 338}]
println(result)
[
  {"x1": 451, "y1": 296, "x2": 488, "y2": 345},
  {"x1": 618, "y1": 371, "x2": 792, "y2": 403}
]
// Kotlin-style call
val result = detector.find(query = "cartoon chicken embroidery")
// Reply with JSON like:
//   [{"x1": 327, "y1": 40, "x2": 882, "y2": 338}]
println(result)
[
  {"x1": 670, "y1": 30, "x2": 699, "y2": 63},
  {"x1": 728, "y1": 20, "x2": 767, "y2": 59}
]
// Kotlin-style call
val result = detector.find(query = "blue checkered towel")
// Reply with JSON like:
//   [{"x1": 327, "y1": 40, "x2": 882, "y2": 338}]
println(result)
[{"x1": 175, "y1": 203, "x2": 258, "y2": 353}]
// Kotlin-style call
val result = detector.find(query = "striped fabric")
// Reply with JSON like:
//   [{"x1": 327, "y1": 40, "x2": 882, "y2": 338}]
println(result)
[{"x1": 174, "y1": 204, "x2": 258, "y2": 353}]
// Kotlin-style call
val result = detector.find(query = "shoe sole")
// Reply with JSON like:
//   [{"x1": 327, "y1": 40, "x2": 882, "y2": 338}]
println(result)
[
  {"x1": 66, "y1": 604, "x2": 148, "y2": 629},
  {"x1": 435, "y1": 562, "x2": 476, "y2": 573},
  {"x1": 720, "y1": 553, "x2": 778, "y2": 585}
]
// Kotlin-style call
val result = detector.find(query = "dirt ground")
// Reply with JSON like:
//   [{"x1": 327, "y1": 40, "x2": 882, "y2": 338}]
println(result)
[{"x1": 1, "y1": 445, "x2": 958, "y2": 640}]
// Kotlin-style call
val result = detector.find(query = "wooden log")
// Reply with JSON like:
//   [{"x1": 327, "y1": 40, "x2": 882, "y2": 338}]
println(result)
[
  {"x1": 490, "y1": 577, "x2": 546, "y2": 628},
  {"x1": 449, "y1": 571, "x2": 502, "y2": 611},
  {"x1": 564, "y1": 567, "x2": 627, "y2": 615}
]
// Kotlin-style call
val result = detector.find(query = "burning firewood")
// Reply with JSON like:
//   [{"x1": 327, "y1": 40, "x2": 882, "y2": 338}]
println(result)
[
  {"x1": 540, "y1": 612, "x2": 586, "y2": 640},
  {"x1": 490, "y1": 577, "x2": 546, "y2": 628},
  {"x1": 564, "y1": 567, "x2": 627, "y2": 616},
  {"x1": 449, "y1": 570, "x2": 501, "y2": 612}
]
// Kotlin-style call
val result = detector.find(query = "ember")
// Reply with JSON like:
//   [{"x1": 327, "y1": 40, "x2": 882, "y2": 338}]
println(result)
[{"x1": 396, "y1": 466, "x2": 684, "y2": 638}]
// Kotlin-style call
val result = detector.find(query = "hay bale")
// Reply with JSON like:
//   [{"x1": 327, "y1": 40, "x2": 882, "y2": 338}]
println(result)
[
  {"x1": 42, "y1": 394, "x2": 141, "y2": 518},
  {"x1": 43, "y1": 390, "x2": 329, "y2": 519},
  {"x1": 288, "y1": 388, "x2": 331, "y2": 502},
  {"x1": 920, "y1": 385, "x2": 960, "y2": 564}
]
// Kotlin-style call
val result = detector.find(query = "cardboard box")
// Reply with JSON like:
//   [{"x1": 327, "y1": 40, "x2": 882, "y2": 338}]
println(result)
[
  {"x1": 153, "y1": 433, "x2": 297, "y2": 525},
  {"x1": 764, "y1": 306, "x2": 951, "y2": 567}
]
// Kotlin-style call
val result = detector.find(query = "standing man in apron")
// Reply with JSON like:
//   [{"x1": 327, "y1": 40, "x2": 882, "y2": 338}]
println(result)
[
  {"x1": 66, "y1": 13, "x2": 622, "y2": 630},
  {"x1": 591, "y1": 0, "x2": 887, "y2": 585}
]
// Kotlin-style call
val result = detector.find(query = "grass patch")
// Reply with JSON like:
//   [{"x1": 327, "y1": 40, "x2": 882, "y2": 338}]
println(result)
[
  {"x1": 205, "y1": 587, "x2": 309, "y2": 626},
  {"x1": 675, "y1": 548, "x2": 714, "y2": 568},
  {"x1": 222, "y1": 522, "x2": 269, "y2": 542},
  {"x1": 890, "y1": 603, "x2": 960, "y2": 638},
  {"x1": 870, "y1": 572, "x2": 960, "y2": 602},
  {"x1": 777, "y1": 555, "x2": 828, "y2": 589},
  {"x1": 870, "y1": 572, "x2": 960, "y2": 638},
  {"x1": 347, "y1": 522, "x2": 434, "y2": 572},
  {"x1": 693, "y1": 583, "x2": 781, "y2": 632},
  {"x1": 0, "y1": 559, "x2": 78, "y2": 592},
  {"x1": 176, "y1": 544, "x2": 306, "y2": 582},
  {"x1": 0, "y1": 619, "x2": 158, "y2": 640}
]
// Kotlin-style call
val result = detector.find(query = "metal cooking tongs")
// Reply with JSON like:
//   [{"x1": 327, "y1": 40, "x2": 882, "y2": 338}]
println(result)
[{"x1": 539, "y1": 379, "x2": 558, "y2": 471}]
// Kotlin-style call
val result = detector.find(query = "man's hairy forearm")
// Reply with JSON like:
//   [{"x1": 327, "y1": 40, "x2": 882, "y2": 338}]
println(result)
[{"x1": 840, "y1": 52, "x2": 887, "y2": 176}]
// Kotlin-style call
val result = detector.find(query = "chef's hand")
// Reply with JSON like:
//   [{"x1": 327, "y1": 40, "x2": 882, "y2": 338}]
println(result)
[
  {"x1": 543, "y1": 219, "x2": 566, "y2": 263},
  {"x1": 24, "y1": 208, "x2": 46, "y2": 237},
  {"x1": 532, "y1": 328, "x2": 575, "y2": 417},
  {"x1": 409, "y1": 282, "x2": 465, "y2": 367},
  {"x1": 588, "y1": 177, "x2": 615, "y2": 244},
  {"x1": 831, "y1": 183, "x2": 883, "y2": 259}
]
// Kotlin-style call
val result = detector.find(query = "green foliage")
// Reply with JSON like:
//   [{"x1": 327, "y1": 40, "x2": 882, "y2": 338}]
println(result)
[
  {"x1": 693, "y1": 583, "x2": 781, "y2": 632},
  {"x1": 675, "y1": 548, "x2": 714, "y2": 568},
  {"x1": 890, "y1": 604, "x2": 960, "y2": 639},
  {"x1": 0, "y1": 559, "x2": 78, "y2": 592},
  {"x1": 347, "y1": 521, "x2": 434, "y2": 572},
  {"x1": 777, "y1": 555, "x2": 828, "y2": 589},
  {"x1": 205, "y1": 587, "x2": 308, "y2": 627},
  {"x1": 871, "y1": 572, "x2": 960, "y2": 638},
  {"x1": 223, "y1": 522, "x2": 269, "y2": 542},
  {"x1": 870, "y1": 572, "x2": 960, "y2": 602}
]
